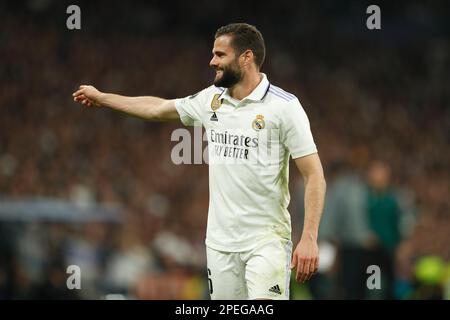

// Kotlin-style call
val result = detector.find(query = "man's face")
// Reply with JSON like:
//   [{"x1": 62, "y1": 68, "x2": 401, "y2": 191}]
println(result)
[
  {"x1": 368, "y1": 161, "x2": 391, "y2": 190},
  {"x1": 209, "y1": 35, "x2": 243, "y2": 88}
]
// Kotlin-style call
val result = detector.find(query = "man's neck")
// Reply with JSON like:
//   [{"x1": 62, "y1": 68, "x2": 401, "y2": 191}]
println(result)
[{"x1": 228, "y1": 71, "x2": 262, "y2": 101}]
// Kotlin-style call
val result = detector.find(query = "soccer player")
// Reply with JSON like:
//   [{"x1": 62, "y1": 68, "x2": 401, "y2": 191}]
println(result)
[{"x1": 73, "y1": 23, "x2": 326, "y2": 300}]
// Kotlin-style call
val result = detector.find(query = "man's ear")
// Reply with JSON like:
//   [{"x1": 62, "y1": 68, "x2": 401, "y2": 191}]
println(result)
[{"x1": 241, "y1": 50, "x2": 254, "y2": 67}]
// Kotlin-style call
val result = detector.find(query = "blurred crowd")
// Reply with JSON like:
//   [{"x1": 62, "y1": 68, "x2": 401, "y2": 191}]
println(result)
[{"x1": 0, "y1": 1, "x2": 449, "y2": 299}]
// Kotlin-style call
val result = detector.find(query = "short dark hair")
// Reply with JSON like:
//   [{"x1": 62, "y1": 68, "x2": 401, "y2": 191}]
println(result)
[{"x1": 215, "y1": 23, "x2": 266, "y2": 69}]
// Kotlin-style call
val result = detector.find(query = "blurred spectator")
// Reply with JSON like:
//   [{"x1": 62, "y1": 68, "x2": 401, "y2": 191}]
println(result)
[
  {"x1": 365, "y1": 160, "x2": 402, "y2": 299},
  {"x1": 103, "y1": 222, "x2": 159, "y2": 296},
  {"x1": 64, "y1": 223, "x2": 109, "y2": 299},
  {"x1": 317, "y1": 157, "x2": 375, "y2": 299},
  {"x1": 0, "y1": 1, "x2": 449, "y2": 299}
]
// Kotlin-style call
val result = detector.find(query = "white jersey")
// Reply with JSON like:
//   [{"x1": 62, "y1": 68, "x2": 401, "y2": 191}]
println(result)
[{"x1": 174, "y1": 73, "x2": 317, "y2": 252}]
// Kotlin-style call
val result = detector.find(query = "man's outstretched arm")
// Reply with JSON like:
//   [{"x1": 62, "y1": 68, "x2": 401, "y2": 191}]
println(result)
[
  {"x1": 72, "y1": 85, "x2": 179, "y2": 121},
  {"x1": 291, "y1": 153, "x2": 326, "y2": 283}
]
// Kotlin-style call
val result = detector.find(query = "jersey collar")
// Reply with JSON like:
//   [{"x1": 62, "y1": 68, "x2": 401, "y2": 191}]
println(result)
[{"x1": 217, "y1": 73, "x2": 271, "y2": 104}]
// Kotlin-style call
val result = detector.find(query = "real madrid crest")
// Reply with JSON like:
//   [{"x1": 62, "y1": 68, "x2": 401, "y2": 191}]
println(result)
[{"x1": 252, "y1": 114, "x2": 265, "y2": 131}]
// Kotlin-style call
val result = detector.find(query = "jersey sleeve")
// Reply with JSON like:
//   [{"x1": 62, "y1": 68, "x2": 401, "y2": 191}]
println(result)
[
  {"x1": 174, "y1": 87, "x2": 210, "y2": 127},
  {"x1": 280, "y1": 98, "x2": 318, "y2": 159}
]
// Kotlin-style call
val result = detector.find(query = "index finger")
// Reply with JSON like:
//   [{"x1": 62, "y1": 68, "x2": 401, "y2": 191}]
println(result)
[{"x1": 73, "y1": 89, "x2": 85, "y2": 97}]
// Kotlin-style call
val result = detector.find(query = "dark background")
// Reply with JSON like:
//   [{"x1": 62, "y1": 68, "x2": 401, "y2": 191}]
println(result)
[{"x1": 0, "y1": 0, "x2": 449, "y2": 299}]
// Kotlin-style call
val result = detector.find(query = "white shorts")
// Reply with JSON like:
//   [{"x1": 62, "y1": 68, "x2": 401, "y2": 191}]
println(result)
[{"x1": 206, "y1": 238, "x2": 292, "y2": 300}]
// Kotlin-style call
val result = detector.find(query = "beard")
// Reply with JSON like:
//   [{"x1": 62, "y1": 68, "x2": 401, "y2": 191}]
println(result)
[{"x1": 213, "y1": 62, "x2": 243, "y2": 88}]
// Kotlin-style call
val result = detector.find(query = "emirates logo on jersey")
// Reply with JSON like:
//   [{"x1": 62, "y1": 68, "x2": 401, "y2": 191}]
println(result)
[{"x1": 252, "y1": 114, "x2": 265, "y2": 131}]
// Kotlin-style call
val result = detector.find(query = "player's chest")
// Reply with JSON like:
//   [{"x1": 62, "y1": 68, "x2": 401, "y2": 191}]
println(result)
[{"x1": 204, "y1": 103, "x2": 278, "y2": 132}]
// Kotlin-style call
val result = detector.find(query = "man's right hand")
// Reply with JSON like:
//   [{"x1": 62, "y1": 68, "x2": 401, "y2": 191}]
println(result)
[
  {"x1": 71, "y1": 86, "x2": 179, "y2": 121},
  {"x1": 72, "y1": 85, "x2": 103, "y2": 107}
]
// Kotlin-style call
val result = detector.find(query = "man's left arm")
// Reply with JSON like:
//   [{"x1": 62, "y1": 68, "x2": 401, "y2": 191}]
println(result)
[{"x1": 291, "y1": 153, "x2": 326, "y2": 283}]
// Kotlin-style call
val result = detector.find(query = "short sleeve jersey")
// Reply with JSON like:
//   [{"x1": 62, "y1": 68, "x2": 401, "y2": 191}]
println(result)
[{"x1": 175, "y1": 73, "x2": 317, "y2": 252}]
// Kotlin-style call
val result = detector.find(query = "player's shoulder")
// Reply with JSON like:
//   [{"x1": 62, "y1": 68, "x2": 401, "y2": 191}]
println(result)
[
  {"x1": 266, "y1": 84, "x2": 298, "y2": 104},
  {"x1": 265, "y1": 84, "x2": 303, "y2": 116}
]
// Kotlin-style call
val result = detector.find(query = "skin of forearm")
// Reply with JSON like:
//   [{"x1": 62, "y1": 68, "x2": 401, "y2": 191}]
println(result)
[
  {"x1": 302, "y1": 174, "x2": 326, "y2": 241},
  {"x1": 99, "y1": 93, "x2": 166, "y2": 120}
]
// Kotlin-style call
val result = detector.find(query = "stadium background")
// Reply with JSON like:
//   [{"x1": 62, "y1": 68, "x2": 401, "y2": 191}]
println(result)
[{"x1": 0, "y1": 0, "x2": 449, "y2": 299}]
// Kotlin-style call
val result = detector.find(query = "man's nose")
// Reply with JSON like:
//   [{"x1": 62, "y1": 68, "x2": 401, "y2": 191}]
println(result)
[{"x1": 210, "y1": 56, "x2": 218, "y2": 67}]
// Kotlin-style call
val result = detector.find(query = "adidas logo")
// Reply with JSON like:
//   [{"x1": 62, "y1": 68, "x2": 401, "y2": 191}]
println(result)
[
  {"x1": 269, "y1": 284, "x2": 281, "y2": 295},
  {"x1": 210, "y1": 112, "x2": 218, "y2": 121}
]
